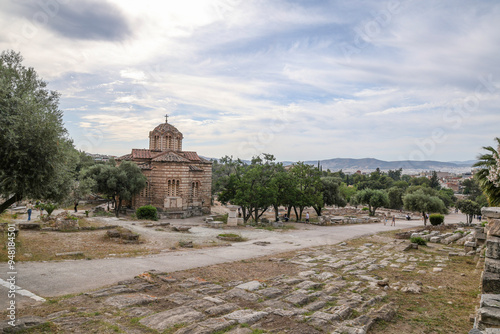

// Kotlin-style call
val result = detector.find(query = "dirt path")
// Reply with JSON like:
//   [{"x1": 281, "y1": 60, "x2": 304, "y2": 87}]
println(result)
[{"x1": 0, "y1": 212, "x2": 469, "y2": 310}]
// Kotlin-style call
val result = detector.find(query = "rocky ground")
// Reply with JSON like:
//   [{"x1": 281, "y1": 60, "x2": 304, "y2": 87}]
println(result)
[{"x1": 1, "y1": 228, "x2": 482, "y2": 334}]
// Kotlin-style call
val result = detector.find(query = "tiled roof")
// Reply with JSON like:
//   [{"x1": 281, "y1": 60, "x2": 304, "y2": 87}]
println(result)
[
  {"x1": 188, "y1": 165, "x2": 204, "y2": 172},
  {"x1": 115, "y1": 153, "x2": 132, "y2": 161},
  {"x1": 180, "y1": 151, "x2": 200, "y2": 161},
  {"x1": 152, "y1": 151, "x2": 191, "y2": 163},
  {"x1": 131, "y1": 149, "x2": 152, "y2": 159}
]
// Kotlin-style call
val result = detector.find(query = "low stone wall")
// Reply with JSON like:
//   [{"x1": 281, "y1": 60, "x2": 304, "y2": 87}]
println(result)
[{"x1": 472, "y1": 207, "x2": 500, "y2": 332}]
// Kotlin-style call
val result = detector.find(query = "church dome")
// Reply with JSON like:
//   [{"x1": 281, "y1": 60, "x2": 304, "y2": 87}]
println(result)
[
  {"x1": 149, "y1": 115, "x2": 183, "y2": 151},
  {"x1": 151, "y1": 122, "x2": 183, "y2": 136}
]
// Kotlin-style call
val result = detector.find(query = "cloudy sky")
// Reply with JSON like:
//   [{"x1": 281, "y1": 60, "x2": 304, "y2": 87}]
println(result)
[{"x1": 2, "y1": 0, "x2": 499, "y2": 162}]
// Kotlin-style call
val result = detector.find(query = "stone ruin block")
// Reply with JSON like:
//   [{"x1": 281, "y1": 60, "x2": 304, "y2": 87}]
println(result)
[
  {"x1": 485, "y1": 258, "x2": 500, "y2": 275},
  {"x1": 486, "y1": 237, "x2": 500, "y2": 260},
  {"x1": 483, "y1": 207, "x2": 500, "y2": 220},
  {"x1": 483, "y1": 272, "x2": 500, "y2": 294}
]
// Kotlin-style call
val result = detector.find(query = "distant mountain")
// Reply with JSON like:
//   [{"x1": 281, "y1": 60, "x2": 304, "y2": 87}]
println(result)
[
  {"x1": 207, "y1": 156, "x2": 475, "y2": 173},
  {"x1": 304, "y1": 158, "x2": 474, "y2": 172},
  {"x1": 447, "y1": 160, "x2": 477, "y2": 166}
]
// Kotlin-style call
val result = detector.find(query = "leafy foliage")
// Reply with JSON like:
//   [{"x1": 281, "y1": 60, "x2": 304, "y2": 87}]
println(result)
[
  {"x1": 136, "y1": 205, "x2": 158, "y2": 220},
  {"x1": 0, "y1": 50, "x2": 77, "y2": 213},
  {"x1": 410, "y1": 236, "x2": 427, "y2": 245},
  {"x1": 474, "y1": 137, "x2": 500, "y2": 206},
  {"x1": 429, "y1": 214, "x2": 444, "y2": 226},
  {"x1": 352, "y1": 189, "x2": 389, "y2": 216},
  {"x1": 403, "y1": 189, "x2": 447, "y2": 225},
  {"x1": 83, "y1": 161, "x2": 147, "y2": 217},
  {"x1": 456, "y1": 199, "x2": 481, "y2": 225}
]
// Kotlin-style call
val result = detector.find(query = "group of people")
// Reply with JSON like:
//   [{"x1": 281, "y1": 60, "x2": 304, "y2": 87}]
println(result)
[{"x1": 383, "y1": 213, "x2": 397, "y2": 226}]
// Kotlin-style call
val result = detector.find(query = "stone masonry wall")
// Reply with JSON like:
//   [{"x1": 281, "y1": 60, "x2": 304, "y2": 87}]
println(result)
[{"x1": 473, "y1": 207, "x2": 500, "y2": 332}]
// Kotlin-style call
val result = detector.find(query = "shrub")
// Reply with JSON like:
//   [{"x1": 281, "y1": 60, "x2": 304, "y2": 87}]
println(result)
[
  {"x1": 136, "y1": 205, "x2": 158, "y2": 220},
  {"x1": 429, "y1": 214, "x2": 444, "y2": 226},
  {"x1": 40, "y1": 203, "x2": 57, "y2": 217},
  {"x1": 410, "y1": 236, "x2": 427, "y2": 246},
  {"x1": 362, "y1": 207, "x2": 369, "y2": 211}
]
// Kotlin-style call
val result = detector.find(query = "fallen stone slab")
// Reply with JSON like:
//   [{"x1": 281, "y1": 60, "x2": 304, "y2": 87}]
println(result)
[
  {"x1": 104, "y1": 293, "x2": 158, "y2": 309},
  {"x1": 205, "y1": 303, "x2": 239, "y2": 316},
  {"x1": 401, "y1": 283, "x2": 422, "y2": 294},
  {"x1": 86, "y1": 285, "x2": 136, "y2": 298},
  {"x1": 224, "y1": 288, "x2": 259, "y2": 302},
  {"x1": 236, "y1": 280, "x2": 264, "y2": 291},
  {"x1": 253, "y1": 241, "x2": 270, "y2": 246},
  {"x1": 106, "y1": 229, "x2": 121, "y2": 238},
  {"x1": 257, "y1": 287, "x2": 283, "y2": 299},
  {"x1": 224, "y1": 309, "x2": 268, "y2": 325},
  {"x1": 139, "y1": 306, "x2": 204, "y2": 331},
  {"x1": 176, "y1": 318, "x2": 237, "y2": 334},
  {"x1": 18, "y1": 222, "x2": 41, "y2": 230},
  {"x1": 55, "y1": 251, "x2": 84, "y2": 257},
  {"x1": 0, "y1": 316, "x2": 46, "y2": 333},
  {"x1": 284, "y1": 292, "x2": 313, "y2": 306},
  {"x1": 172, "y1": 226, "x2": 191, "y2": 232}
]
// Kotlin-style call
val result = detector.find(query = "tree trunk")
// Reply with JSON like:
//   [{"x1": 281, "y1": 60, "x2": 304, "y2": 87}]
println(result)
[
  {"x1": 273, "y1": 205, "x2": 279, "y2": 221},
  {"x1": 115, "y1": 198, "x2": 122, "y2": 217},
  {"x1": 0, "y1": 194, "x2": 20, "y2": 215},
  {"x1": 254, "y1": 207, "x2": 259, "y2": 222},
  {"x1": 299, "y1": 207, "x2": 304, "y2": 221},
  {"x1": 293, "y1": 206, "x2": 299, "y2": 222},
  {"x1": 313, "y1": 205, "x2": 322, "y2": 217},
  {"x1": 241, "y1": 207, "x2": 249, "y2": 223},
  {"x1": 287, "y1": 206, "x2": 292, "y2": 219},
  {"x1": 422, "y1": 211, "x2": 427, "y2": 226}
]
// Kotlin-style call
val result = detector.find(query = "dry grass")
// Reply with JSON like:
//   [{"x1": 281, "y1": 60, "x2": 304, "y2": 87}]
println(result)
[
  {"x1": 1, "y1": 230, "x2": 154, "y2": 261},
  {"x1": 365, "y1": 239, "x2": 481, "y2": 333}
]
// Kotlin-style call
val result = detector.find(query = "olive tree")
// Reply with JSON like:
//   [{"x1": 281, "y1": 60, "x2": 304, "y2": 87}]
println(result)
[{"x1": 0, "y1": 50, "x2": 76, "y2": 214}]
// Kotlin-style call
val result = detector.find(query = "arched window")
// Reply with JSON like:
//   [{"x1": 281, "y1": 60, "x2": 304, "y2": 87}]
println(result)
[
  {"x1": 191, "y1": 181, "x2": 200, "y2": 198},
  {"x1": 140, "y1": 182, "x2": 149, "y2": 197},
  {"x1": 167, "y1": 179, "x2": 180, "y2": 197}
]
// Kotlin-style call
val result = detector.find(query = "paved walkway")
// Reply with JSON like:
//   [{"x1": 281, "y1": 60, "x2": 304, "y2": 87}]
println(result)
[{"x1": 0, "y1": 212, "x2": 471, "y2": 309}]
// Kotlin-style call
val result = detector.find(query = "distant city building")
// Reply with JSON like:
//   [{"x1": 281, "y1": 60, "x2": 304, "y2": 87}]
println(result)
[{"x1": 116, "y1": 116, "x2": 212, "y2": 218}]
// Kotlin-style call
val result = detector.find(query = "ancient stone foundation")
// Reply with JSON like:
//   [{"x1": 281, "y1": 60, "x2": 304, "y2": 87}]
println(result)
[{"x1": 472, "y1": 207, "x2": 500, "y2": 333}]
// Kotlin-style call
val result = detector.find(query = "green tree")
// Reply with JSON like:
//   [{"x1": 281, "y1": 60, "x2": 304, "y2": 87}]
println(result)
[
  {"x1": 474, "y1": 137, "x2": 500, "y2": 206},
  {"x1": 339, "y1": 183, "x2": 357, "y2": 204},
  {"x1": 289, "y1": 162, "x2": 322, "y2": 220},
  {"x1": 270, "y1": 166, "x2": 296, "y2": 221},
  {"x1": 217, "y1": 154, "x2": 278, "y2": 223},
  {"x1": 387, "y1": 168, "x2": 402, "y2": 181},
  {"x1": 314, "y1": 177, "x2": 346, "y2": 216},
  {"x1": 409, "y1": 176, "x2": 431, "y2": 187},
  {"x1": 461, "y1": 178, "x2": 483, "y2": 199},
  {"x1": 353, "y1": 189, "x2": 389, "y2": 216},
  {"x1": 403, "y1": 189, "x2": 447, "y2": 225},
  {"x1": 429, "y1": 171, "x2": 441, "y2": 189},
  {"x1": 0, "y1": 50, "x2": 76, "y2": 214},
  {"x1": 387, "y1": 186, "x2": 405, "y2": 210},
  {"x1": 84, "y1": 161, "x2": 146, "y2": 217},
  {"x1": 455, "y1": 199, "x2": 481, "y2": 225}
]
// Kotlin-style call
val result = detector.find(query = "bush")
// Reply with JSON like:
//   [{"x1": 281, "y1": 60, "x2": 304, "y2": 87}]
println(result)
[
  {"x1": 361, "y1": 207, "x2": 369, "y2": 211},
  {"x1": 429, "y1": 214, "x2": 444, "y2": 226},
  {"x1": 410, "y1": 236, "x2": 427, "y2": 246},
  {"x1": 40, "y1": 203, "x2": 57, "y2": 217},
  {"x1": 136, "y1": 205, "x2": 158, "y2": 221}
]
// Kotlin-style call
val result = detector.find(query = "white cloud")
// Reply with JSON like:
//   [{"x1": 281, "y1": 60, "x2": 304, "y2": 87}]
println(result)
[{"x1": 2, "y1": 0, "x2": 499, "y2": 161}]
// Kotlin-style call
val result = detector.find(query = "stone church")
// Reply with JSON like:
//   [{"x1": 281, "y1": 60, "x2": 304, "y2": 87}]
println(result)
[{"x1": 116, "y1": 116, "x2": 212, "y2": 217}]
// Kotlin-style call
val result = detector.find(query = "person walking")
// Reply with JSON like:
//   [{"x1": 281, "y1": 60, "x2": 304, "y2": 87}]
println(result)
[
  {"x1": 391, "y1": 214, "x2": 396, "y2": 226},
  {"x1": 383, "y1": 213, "x2": 387, "y2": 225},
  {"x1": 305, "y1": 212, "x2": 310, "y2": 223},
  {"x1": 27, "y1": 202, "x2": 33, "y2": 221}
]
